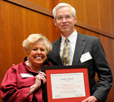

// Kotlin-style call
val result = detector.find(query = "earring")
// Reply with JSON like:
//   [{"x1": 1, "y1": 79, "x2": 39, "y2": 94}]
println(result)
[{"x1": 27, "y1": 56, "x2": 29, "y2": 61}]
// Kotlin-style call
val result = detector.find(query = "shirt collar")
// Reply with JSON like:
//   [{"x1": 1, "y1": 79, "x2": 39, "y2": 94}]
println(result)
[{"x1": 61, "y1": 29, "x2": 77, "y2": 43}]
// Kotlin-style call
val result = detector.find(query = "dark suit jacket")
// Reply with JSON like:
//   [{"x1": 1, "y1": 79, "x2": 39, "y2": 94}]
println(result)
[{"x1": 47, "y1": 32, "x2": 113, "y2": 102}]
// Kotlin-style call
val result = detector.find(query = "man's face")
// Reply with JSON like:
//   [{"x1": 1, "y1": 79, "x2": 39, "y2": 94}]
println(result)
[{"x1": 54, "y1": 6, "x2": 77, "y2": 37}]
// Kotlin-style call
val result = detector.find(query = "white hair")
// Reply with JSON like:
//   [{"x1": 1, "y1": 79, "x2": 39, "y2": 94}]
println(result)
[
  {"x1": 22, "y1": 34, "x2": 52, "y2": 54},
  {"x1": 52, "y1": 3, "x2": 76, "y2": 19}
]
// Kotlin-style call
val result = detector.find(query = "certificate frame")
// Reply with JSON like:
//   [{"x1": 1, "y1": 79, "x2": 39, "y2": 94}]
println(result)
[{"x1": 42, "y1": 65, "x2": 91, "y2": 102}]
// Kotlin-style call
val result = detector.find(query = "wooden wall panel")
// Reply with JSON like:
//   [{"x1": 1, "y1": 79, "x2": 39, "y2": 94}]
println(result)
[
  {"x1": 26, "y1": 0, "x2": 57, "y2": 10},
  {"x1": 0, "y1": 0, "x2": 59, "y2": 102},
  {"x1": 0, "y1": 0, "x2": 114, "y2": 102}
]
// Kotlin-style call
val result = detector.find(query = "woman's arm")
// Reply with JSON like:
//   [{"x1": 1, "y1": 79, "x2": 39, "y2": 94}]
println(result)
[{"x1": 28, "y1": 72, "x2": 46, "y2": 95}]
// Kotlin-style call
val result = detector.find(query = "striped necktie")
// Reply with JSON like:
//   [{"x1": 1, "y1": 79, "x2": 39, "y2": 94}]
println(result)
[{"x1": 62, "y1": 38, "x2": 70, "y2": 65}]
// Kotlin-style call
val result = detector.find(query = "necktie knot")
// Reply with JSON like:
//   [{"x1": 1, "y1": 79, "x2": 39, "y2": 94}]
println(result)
[{"x1": 65, "y1": 38, "x2": 69, "y2": 43}]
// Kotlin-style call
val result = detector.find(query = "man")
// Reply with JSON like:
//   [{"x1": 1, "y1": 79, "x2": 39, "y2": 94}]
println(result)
[{"x1": 47, "y1": 3, "x2": 113, "y2": 102}]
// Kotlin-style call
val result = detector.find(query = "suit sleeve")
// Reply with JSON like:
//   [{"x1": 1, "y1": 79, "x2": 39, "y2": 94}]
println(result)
[
  {"x1": 92, "y1": 38, "x2": 113, "y2": 102},
  {"x1": 0, "y1": 68, "x2": 33, "y2": 102}
]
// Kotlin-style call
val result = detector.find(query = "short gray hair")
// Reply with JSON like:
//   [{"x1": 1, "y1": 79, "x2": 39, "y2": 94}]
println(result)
[
  {"x1": 52, "y1": 3, "x2": 76, "y2": 19},
  {"x1": 22, "y1": 34, "x2": 52, "y2": 54}
]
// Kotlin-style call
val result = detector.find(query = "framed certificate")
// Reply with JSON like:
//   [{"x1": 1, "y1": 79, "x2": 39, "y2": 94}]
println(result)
[{"x1": 42, "y1": 65, "x2": 91, "y2": 102}]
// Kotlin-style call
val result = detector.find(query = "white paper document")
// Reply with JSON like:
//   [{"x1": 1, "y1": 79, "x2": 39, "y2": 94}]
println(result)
[
  {"x1": 51, "y1": 73, "x2": 86, "y2": 99},
  {"x1": 80, "y1": 52, "x2": 92, "y2": 63},
  {"x1": 20, "y1": 73, "x2": 34, "y2": 78}
]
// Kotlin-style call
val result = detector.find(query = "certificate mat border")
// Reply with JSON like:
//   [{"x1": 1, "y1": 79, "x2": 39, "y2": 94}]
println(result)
[{"x1": 42, "y1": 65, "x2": 91, "y2": 102}]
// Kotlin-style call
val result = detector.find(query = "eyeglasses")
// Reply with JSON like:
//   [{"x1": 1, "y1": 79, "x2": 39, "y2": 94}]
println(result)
[{"x1": 55, "y1": 15, "x2": 73, "y2": 21}]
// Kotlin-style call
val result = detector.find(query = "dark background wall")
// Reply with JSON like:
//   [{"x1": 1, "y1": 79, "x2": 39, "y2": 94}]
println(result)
[{"x1": 0, "y1": 0, "x2": 114, "y2": 102}]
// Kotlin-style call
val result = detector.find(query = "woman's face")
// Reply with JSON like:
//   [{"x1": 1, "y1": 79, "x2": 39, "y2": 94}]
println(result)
[{"x1": 28, "y1": 40, "x2": 47, "y2": 67}]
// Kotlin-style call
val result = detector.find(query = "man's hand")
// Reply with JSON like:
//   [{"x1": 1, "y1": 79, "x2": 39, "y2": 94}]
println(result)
[{"x1": 82, "y1": 96, "x2": 99, "y2": 102}]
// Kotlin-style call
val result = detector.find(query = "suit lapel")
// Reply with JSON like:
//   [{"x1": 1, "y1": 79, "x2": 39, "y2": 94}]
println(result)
[
  {"x1": 53, "y1": 38, "x2": 63, "y2": 65},
  {"x1": 72, "y1": 33, "x2": 86, "y2": 65}
]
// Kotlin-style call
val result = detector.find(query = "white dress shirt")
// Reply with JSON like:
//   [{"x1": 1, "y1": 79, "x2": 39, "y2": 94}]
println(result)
[{"x1": 60, "y1": 29, "x2": 78, "y2": 65}]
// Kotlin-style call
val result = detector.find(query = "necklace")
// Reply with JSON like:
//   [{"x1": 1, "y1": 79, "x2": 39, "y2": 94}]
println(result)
[
  {"x1": 26, "y1": 62, "x2": 33, "y2": 70},
  {"x1": 25, "y1": 62, "x2": 41, "y2": 73}
]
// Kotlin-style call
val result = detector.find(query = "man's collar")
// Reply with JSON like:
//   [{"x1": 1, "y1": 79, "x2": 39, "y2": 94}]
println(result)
[{"x1": 61, "y1": 29, "x2": 77, "y2": 43}]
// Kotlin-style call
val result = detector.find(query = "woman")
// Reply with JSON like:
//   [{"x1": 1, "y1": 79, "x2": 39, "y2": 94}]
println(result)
[{"x1": 0, "y1": 34, "x2": 52, "y2": 102}]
